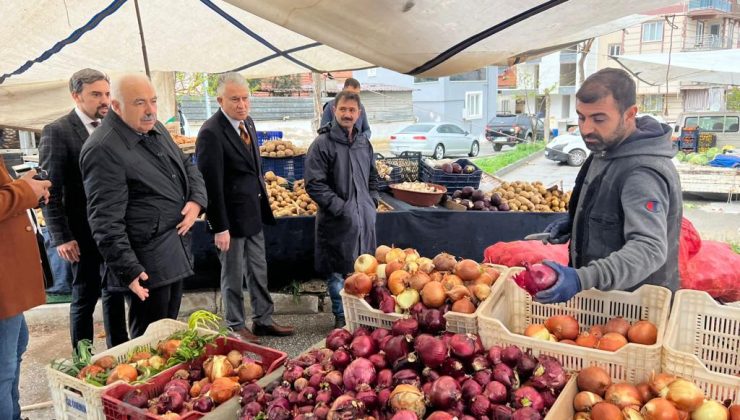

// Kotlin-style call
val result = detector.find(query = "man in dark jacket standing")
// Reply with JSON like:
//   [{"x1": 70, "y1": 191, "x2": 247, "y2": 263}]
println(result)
[
  {"x1": 80, "y1": 73, "x2": 207, "y2": 338},
  {"x1": 537, "y1": 68, "x2": 682, "y2": 303},
  {"x1": 320, "y1": 78, "x2": 371, "y2": 139},
  {"x1": 38, "y1": 68, "x2": 128, "y2": 349},
  {"x1": 306, "y1": 91, "x2": 380, "y2": 328},
  {"x1": 196, "y1": 73, "x2": 293, "y2": 342}
]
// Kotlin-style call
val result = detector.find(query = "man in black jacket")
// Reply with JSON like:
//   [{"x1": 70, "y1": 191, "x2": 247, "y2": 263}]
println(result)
[
  {"x1": 320, "y1": 78, "x2": 371, "y2": 139},
  {"x1": 306, "y1": 91, "x2": 380, "y2": 328},
  {"x1": 196, "y1": 73, "x2": 293, "y2": 343},
  {"x1": 39, "y1": 68, "x2": 128, "y2": 349},
  {"x1": 80, "y1": 73, "x2": 207, "y2": 338}
]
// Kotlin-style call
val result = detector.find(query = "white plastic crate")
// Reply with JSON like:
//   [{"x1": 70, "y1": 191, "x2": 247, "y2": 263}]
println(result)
[
  {"x1": 47, "y1": 319, "x2": 213, "y2": 420},
  {"x1": 662, "y1": 290, "x2": 740, "y2": 404},
  {"x1": 477, "y1": 278, "x2": 672, "y2": 384},
  {"x1": 341, "y1": 264, "x2": 510, "y2": 334}
]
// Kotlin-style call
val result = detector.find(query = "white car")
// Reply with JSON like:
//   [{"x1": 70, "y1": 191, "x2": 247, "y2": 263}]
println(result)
[
  {"x1": 389, "y1": 122, "x2": 480, "y2": 160},
  {"x1": 544, "y1": 128, "x2": 590, "y2": 166}
]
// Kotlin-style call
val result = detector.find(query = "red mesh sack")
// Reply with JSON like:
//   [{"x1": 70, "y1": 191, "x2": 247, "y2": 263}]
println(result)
[
  {"x1": 681, "y1": 240, "x2": 740, "y2": 303},
  {"x1": 678, "y1": 218, "x2": 702, "y2": 282},
  {"x1": 483, "y1": 241, "x2": 569, "y2": 267}
]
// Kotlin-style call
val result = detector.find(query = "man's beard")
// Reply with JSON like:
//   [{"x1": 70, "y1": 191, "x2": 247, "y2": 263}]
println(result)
[{"x1": 583, "y1": 117, "x2": 627, "y2": 152}]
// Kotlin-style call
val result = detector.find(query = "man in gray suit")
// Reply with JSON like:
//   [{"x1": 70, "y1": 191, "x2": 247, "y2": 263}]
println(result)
[
  {"x1": 38, "y1": 69, "x2": 128, "y2": 349},
  {"x1": 196, "y1": 73, "x2": 293, "y2": 343}
]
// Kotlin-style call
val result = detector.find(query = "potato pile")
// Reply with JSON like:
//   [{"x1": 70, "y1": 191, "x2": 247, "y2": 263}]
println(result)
[
  {"x1": 259, "y1": 140, "x2": 305, "y2": 158},
  {"x1": 265, "y1": 171, "x2": 317, "y2": 217},
  {"x1": 492, "y1": 181, "x2": 571, "y2": 212},
  {"x1": 376, "y1": 160, "x2": 394, "y2": 180},
  {"x1": 172, "y1": 134, "x2": 196, "y2": 145}
]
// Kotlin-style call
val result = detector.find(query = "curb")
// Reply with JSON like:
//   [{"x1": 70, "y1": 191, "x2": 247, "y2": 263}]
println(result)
[
  {"x1": 25, "y1": 291, "x2": 326, "y2": 326},
  {"x1": 493, "y1": 150, "x2": 545, "y2": 177}
]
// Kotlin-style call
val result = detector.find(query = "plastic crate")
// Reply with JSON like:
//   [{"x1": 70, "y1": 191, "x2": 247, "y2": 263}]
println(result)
[
  {"x1": 477, "y1": 278, "x2": 672, "y2": 384},
  {"x1": 102, "y1": 336, "x2": 286, "y2": 420},
  {"x1": 376, "y1": 164, "x2": 404, "y2": 192},
  {"x1": 661, "y1": 290, "x2": 740, "y2": 404},
  {"x1": 376, "y1": 151, "x2": 421, "y2": 182},
  {"x1": 419, "y1": 158, "x2": 483, "y2": 191},
  {"x1": 341, "y1": 264, "x2": 510, "y2": 334},
  {"x1": 47, "y1": 319, "x2": 216, "y2": 420},
  {"x1": 255, "y1": 130, "x2": 283, "y2": 146},
  {"x1": 261, "y1": 155, "x2": 305, "y2": 181}
]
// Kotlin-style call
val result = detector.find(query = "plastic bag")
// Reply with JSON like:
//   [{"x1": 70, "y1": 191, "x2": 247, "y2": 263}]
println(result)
[
  {"x1": 483, "y1": 241, "x2": 569, "y2": 267},
  {"x1": 681, "y1": 240, "x2": 740, "y2": 303}
]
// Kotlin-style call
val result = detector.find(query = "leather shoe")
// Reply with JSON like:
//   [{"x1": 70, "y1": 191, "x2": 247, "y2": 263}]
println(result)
[
  {"x1": 229, "y1": 327, "x2": 260, "y2": 343},
  {"x1": 334, "y1": 316, "x2": 346, "y2": 329},
  {"x1": 252, "y1": 322, "x2": 295, "y2": 336}
]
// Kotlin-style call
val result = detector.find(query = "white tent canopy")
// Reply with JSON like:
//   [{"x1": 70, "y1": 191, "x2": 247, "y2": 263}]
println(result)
[
  {"x1": 610, "y1": 50, "x2": 740, "y2": 86},
  {"x1": 1, "y1": 0, "x2": 675, "y2": 130}
]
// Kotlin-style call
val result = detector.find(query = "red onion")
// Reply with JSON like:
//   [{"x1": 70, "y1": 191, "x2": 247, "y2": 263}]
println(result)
[
  {"x1": 380, "y1": 294, "x2": 397, "y2": 313},
  {"x1": 315, "y1": 348, "x2": 334, "y2": 363},
  {"x1": 377, "y1": 369, "x2": 393, "y2": 389},
  {"x1": 415, "y1": 336, "x2": 447, "y2": 369},
  {"x1": 378, "y1": 388, "x2": 392, "y2": 409},
  {"x1": 356, "y1": 389, "x2": 379, "y2": 410},
  {"x1": 440, "y1": 357, "x2": 466, "y2": 378},
  {"x1": 309, "y1": 372, "x2": 324, "y2": 389},
  {"x1": 428, "y1": 376, "x2": 461, "y2": 409},
  {"x1": 473, "y1": 369, "x2": 493, "y2": 387},
  {"x1": 293, "y1": 352, "x2": 319, "y2": 368},
  {"x1": 422, "y1": 367, "x2": 440, "y2": 382},
  {"x1": 282, "y1": 365, "x2": 304, "y2": 383},
  {"x1": 297, "y1": 386, "x2": 317, "y2": 405},
  {"x1": 427, "y1": 412, "x2": 456, "y2": 420},
  {"x1": 392, "y1": 352, "x2": 421, "y2": 372},
  {"x1": 409, "y1": 302, "x2": 426, "y2": 318},
  {"x1": 529, "y1": 355, "x2": 566, "y2": 391},
  {"x1": 288, "y1": 390, "x2": 299, "y2": 405},
  {"x1": 315, "y1": 389, "x2": 332, "y2": 405},
  {"x1": 305, "y1": 363, "x2": 325, "y2": 378},
  {"x1": 511, "y1": 406, "x2": 542, "y2": 419},
  {"x1": 540, "y1": 388, "x2": 557, "y2": 409},
  {"x1": 343, "y1": 358, "x2": 377, "y2": 391},
  {"x1": 242, "y1": 400, "x2": 262, "y2": 416},
  {"x1": 240, "y1": 382, "x2": 264, "y2": 403},
  {"x1": 370, "y1": 284, "x2": 390, "y2": 307},
  {"x1": 353, "y1": 326, "x2": 371, "y2": 338},
  {"x1": 491, "y1": 404, "x2": 514, "y2": 419},
  {"x1": 350, "y1": 335, "x2": 378, "y2": 359},
  {"x1": 419, "y1": 309, "x2": 447, "y2": 334},
  {"x1": 487, "y1": 346, "x2": 503, "y2": 365},
  {"x1": 313, "y1": 402, "x2": 330, "y2": 419},
  {"x1": 272, "y1": 384, "x2": 290, "y2": 400},
  {"x1": 392, "y1": 369, "x2": 421, "y2": 387},
  {"x1": 293, "y1": 377, "x2": 309, "y2": 392},
  {"x1": 391, "y1": 318, "x2": 419, "y2": 336},
  {"x1": 449, "y1": 333, "x2": 478, "y2": 360},
  {"x1": 379, "y1": 334, "x2": 393, "y2": 350},
  {"x1": 326, "y1": 328, "x2": 353, "y2": 350},
  {"x1": 460, "y1": 416, "x2": 477, "y2": 420},
  {"x1": 492, "y1": 363, "x2": 520, "y2": 390},
  {"x1": 512, "y1": 386, "x2": 545, "y2": 412},
  {"x1": 471, "y1": 354, "x2": 490, "y2": 371},
  {"x1": 389, "y1": 410, "x2": 418, "y2": 420},
  {"x1": 368, "y1": 352, "x2": 387, "y2": 370},
  {"x1": 421, "y1": 381, "x2": 432, "y2": 396},
  {"x1": 470, "y1": 395, "x2": 492, "y2": 417},
  {"x1": 483, "y1": 380, "x2": 508, "y2": 404},
  {"x1": 461, "y1": 378, "x2": 483, "y2": 402},
  {"x1": 330, "y1": 349, "x2": 351, "y2": 370},
  {"x1": 513, "y1": 262, "x2": 558, "y2": 296},
  {"x1": 370, "y1": 328, "x2": 391, "y2": 343},
  {"x1": 516, "y1": 351, "x2": 538, "y2": 380},
  {"x1": 501, "y1": 345, "x2": 523, "y2": 367},
  {"x1": 328, "y1": 395, "x2": 366, "y2": 419},
  {"x1": 383, "y1": 335, "x2": 412, "y2": 365}
]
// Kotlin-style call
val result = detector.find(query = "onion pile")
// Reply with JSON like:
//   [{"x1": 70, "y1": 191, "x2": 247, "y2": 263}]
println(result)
[
  {"x1": 524, "y1": 315, "x2": 659, "y2": 351},
  {"x1": 345, "y1": 246, "x2": 503, "y2": 319},
  {"x1": 253, "y1": 322, "x2": 568, "y2": 419},
  {"x1": 574, "y1": 366, "x2": 734, "y2": 420}
]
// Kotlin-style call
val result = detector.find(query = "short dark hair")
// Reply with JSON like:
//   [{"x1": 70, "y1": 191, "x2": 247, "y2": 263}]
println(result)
[
  {"x1": 343, "y1": 77, "x2": 361, "y2": 90},
  {"x1": 335, "y1": 90, "x2": 361, "y2": 108},
  {"x1": 576, "y1": 68, "x2": 636, "y2": 113},
  {"x1": 69, "y1": 68, "x2": 109, "y2": 94}
]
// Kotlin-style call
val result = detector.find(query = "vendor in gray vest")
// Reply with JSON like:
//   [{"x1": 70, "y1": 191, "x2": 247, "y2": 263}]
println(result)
[
  {"x1": 305, "y1": 90, "x2": 380, "y2": 328},
  {"x1": 536, "y1": 68, "x2": 682, "y2": 304}
]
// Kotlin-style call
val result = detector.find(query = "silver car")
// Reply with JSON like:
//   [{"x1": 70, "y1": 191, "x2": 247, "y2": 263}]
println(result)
[{"x1": 389, "y1": 122, "x2": 480, "y2": 160}]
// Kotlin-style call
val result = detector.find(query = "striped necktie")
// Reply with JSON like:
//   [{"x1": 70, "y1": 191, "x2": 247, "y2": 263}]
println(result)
[{"x1": 238, "y1": 121, "x2": 251, "y2": 145}]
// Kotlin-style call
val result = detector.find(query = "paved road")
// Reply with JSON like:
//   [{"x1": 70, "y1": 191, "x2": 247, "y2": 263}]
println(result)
[{"x1": 498, "y1": 153, "x2": 580, "y2": 191}]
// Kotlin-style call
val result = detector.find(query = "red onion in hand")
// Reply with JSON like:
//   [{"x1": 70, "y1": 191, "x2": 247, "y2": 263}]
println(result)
[{"x1": 513, "y1": 262, "x2": 558, "y2": 296}]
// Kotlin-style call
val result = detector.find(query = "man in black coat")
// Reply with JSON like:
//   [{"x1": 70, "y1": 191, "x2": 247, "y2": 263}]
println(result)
[
  {"x1": 39, "y1": 68, "x2": 128, "y2": 349},
  {"x1": 305, "y1": 91, "x2": 380, "y2": 328},
  {"x1": 196, "y1": 73, "x2": 293, "y2": 343},
  {"x1": 319, "y1": 78, "x2": 371, "y2": 139},
  {"x1": 80, "y1": 73, "x2": 207, "y2": 338}
]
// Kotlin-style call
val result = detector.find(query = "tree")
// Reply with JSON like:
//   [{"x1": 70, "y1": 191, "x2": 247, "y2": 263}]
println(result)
[
  {"x1": 727, "y1": 87, "x2": 740, "y2": 111},
  {"x1": 174, "y1": 72, "x2": 260, "y2": 98},
  {"x1": 578, "y1": 38, "x2": 594, "y2": 86}
]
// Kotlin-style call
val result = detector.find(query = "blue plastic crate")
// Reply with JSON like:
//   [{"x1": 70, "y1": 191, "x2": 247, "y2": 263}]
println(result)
[
  {"x1": 419, "y1": 158, "x2": 482, "y2": 191},
  {"x1": 261, "y1": 155, "x2": 304, "y2": 181},
  {"x1": 256, "y1": 130, "x2": 283, "y2": 146}
]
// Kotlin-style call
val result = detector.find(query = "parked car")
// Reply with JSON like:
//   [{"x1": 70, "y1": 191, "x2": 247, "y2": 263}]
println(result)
[
  {"x1": 544, "y1": 128, "x2": 590, "y2": 166},
  {"x1": 389, "y1": 122, "x2": 479, "y2": 160},
  {"x1": 484, "y1": 113, "x2": 544, "y2": 151}
]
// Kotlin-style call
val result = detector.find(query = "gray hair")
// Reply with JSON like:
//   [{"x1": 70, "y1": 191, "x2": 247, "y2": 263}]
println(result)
[
  {"x1": 216, "y1": 72, "x2": 249, "y2": 97},
  {"x1": 69, "y1": 68, "x2": 109, "y2": 94}
]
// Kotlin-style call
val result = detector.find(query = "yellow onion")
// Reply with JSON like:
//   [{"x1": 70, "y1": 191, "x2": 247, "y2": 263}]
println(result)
[
  {"x1": 206, "y1": 355, "x2": 234, "y2": 382},
  {"x1": 396, "y1": 288, "x2": 420, "y2": 310},
  {"x1": 237, "y1": 362, "x2": 265, "y2": 383},
  {"x1": 691, "y1": 400, "x2": 728, "y2": 420},
  {"x1": 623, "y1": 407, "x2": 644, "y2": 420},
  {"x1": 660, "y1": 378, "x2": 704, "y2": 412},
  {"x1": 389, "y1": 384, "x2": 426, "y2": 418},
  {"x1": 446, "y1": 285, "x2": 471, "y2": 302},
  {"x1": 471, "y1": 283, "x2": 492, "y2": 301},
  {"x1": 210, "y1": 377, "x2": 240, "y2": 404}
]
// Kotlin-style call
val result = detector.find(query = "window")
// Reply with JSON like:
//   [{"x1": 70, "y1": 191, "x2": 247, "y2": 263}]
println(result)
[
  {"x1": 726, "y1": 116, "x2": 739, "y2": 132},
  {"x1": 684, "y1": 116, "x2": 698, "y2": 128},
  {"x1": 562, "y1": 95, "x2": 571, "y2": 119},
  {"x1": 500, "y1": 99, "x2": 511, "y2": 113},
  {"x1": 464, "y1": 91, "x2": 483, "y2": 119},
  {"x1": 400, "y1": 124, "x2": 434, "y2": 133},
  {"x1": 559, "y1": 63, "x2": 576, "y2": 86},
  {"x1": 436, "y1": 125, "x2": 450, "y2": 134},
  {"x1": 696, "y1": 21, "x2": 705, "y2": 45},
  {"x1": 367, "y1": 68, "x2": 377, "y2": 77},
  {"x1": 699, "y1": 115, "x2": 726, "y2": 131},
  {"x1": 608, "y1": 43, "x2": 622, "y2": 56},
  {"x1": 413, "y1": 76, "x2": 438, "y2": 83},
  {"x1": 448, "y1": 125, "x2": 466, "y2": 135},
  {"x1": 642, "y1": 95, "x2": 664, "y2": 112},
  {"x1": 450, "y1": 69, "x2": 486, "y2": 81},
  {"x1": 642, "y1": 21, "x2": 664, "y2": 42}
]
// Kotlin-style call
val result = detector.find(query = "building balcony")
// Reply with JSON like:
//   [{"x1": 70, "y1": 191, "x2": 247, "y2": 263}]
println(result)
[
  {"x1": 684, "y1": 34, "x2": 733, "y2": 50},
  {"x1": 687, "y1": 0, "x2": 732, "y2": 16}
]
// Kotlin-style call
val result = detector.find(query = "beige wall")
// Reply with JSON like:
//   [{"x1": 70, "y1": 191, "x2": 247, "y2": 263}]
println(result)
[{"x1": 597, "y1": 31, "x2": 625, "y2": 70}]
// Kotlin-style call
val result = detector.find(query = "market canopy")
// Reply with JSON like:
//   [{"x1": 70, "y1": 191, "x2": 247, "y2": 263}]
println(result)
[
  {"x1": 610, "y1": 50, "x2": 740, "y2": 86},
  {"x1": 1, "y1": 0, "x2": 676, "y2": 130}
]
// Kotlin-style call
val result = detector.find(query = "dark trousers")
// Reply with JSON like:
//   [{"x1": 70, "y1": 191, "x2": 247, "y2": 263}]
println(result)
[
  {"x1": 125, "y1": 280, "x2": 183, "y2": 339},
  {"x1": 69, "y1": 248, "x2": 128, "y2": 349}
]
